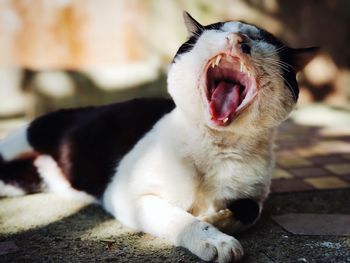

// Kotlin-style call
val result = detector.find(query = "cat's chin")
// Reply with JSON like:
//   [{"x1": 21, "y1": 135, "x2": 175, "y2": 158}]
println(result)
[{"x1": 201, "y1": 53, "x2": 258, "y2": 127}]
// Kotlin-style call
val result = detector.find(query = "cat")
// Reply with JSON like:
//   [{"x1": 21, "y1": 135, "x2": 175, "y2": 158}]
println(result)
[{"x1": 0, "y1": 12, "x2": 317, "y2": 263}]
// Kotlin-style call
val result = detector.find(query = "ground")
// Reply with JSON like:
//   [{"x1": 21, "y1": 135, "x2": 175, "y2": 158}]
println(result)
[
  {"x1": 0, "y1": 104, "x2": 350, "y2": 262},
  {"x1": 1, "y1": 190, "x2": 349, "y2": 263}
]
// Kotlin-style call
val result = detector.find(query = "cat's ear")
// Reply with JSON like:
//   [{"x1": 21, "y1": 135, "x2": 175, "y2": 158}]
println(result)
[
  {"x1": 183, "y1": 11, "x2": 203, "y2": 37},
  {"x1": 289, "y1": 47, "x2": 320, "y2": 71}
]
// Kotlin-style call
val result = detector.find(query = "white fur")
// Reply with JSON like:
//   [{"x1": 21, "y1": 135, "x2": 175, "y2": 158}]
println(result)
[
  {"x1": 103, "y1": 109, "x2": 270, "y2": 262},
  {"x1": 34, "y1": 155, "x2": 96, "y2": 202},
  {"x1": 103, "y1": 110, "x2": 199, "y2": 227},
  {"x1": 221, "y1": 22, "x2": 260, "y2": 37},
  {"x1": 0, "y1": 125, "x2": 32, "y2": 197},
  {"x1": 103, "y1": 18, "x2": 295, "y2": 262},
  {"x1": 177, "y1": 220, "x2": 244, "y2": 262},
  {"x1": 0, "y1": 124, "x2": 32, "y2": 160},
  {"x1": 0, "y1": 180, "x2": 25, "y2": 196}
]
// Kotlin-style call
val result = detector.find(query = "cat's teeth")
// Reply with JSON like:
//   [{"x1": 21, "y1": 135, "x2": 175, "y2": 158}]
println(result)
[
  {"x1": 215, "y1": 55, "x2": 221, "y2": 66},
  {"x1": 223, "y1": 117, "x2": 229, "y2": 123},
  {"x1": 241, "y1": 63, "x2": 251, "y2": 77},
  {"x1": 211, "y1": 55, "x2": 221, "y2": 68},
  {"x1": 244, "y1": 67, "x2": 249, "y2": 76}
]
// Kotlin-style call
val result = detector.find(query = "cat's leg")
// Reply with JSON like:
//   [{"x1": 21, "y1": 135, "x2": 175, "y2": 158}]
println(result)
[
  {"x1": 134, "y1": 195, "x2": 243, "y2": 263},
  {"x1": 201, "y1": 199, "x2": 262, "y2": 235}
]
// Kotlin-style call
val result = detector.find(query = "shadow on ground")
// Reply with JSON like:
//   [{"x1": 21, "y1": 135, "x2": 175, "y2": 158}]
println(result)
[{"x1": 1, "y1": 189, "x2": 349, "y2": 263}]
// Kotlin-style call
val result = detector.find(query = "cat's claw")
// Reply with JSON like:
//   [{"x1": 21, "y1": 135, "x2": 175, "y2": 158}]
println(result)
[{"x1": 209, "y1": 236, "x2": 244, "y2": 263}]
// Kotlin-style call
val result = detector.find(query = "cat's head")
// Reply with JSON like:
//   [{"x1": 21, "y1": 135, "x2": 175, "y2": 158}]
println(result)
[{"x1": 168, "y1": 12, "x2": 318, "y2": 133}]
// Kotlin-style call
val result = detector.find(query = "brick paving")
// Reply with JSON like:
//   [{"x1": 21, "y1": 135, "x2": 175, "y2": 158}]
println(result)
[{"x1": 272, "y1": 120, "x2": 350, "y2": 193}]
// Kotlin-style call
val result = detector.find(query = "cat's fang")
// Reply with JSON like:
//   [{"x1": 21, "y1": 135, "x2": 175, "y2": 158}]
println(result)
[
  {"x1": 204, "y1": 52, "x2": 258, "y2": 127},
  {"x1": 242, "y1": 64, "x2": 251, "y2": 77},
  {"x1": 242, "y1": 64, "x2": 249, "y2": 75},
  {"x1": 215, "y1": 55, "x2": 222, "y2": 66},
  {"x1": 211, "y1": 55, "x2": 222, "y2": 68}
]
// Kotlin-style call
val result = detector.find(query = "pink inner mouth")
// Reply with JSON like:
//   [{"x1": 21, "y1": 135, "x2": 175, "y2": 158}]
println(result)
[{"x1": 205, "y1": 54, "x2": 257, "y2": 126}]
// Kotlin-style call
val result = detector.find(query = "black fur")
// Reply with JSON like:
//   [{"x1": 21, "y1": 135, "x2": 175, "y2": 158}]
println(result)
[
  {"x1": 173, "y1": 35, "x2": 199, "y2": 62},
  {"x1": 279, "y1": 49, "x2": 300, "y2": 101},
  {"x1": 27, "y1": 98, "x2": 175, "y2": 197},
  {"x1": 205, "y1": 22, "x2": 226, "y2": 31},
  {"x1": 0, "y1": 154, "x2": 43, "y2": 194},
  {"x1": 257, "y1": 28, "x2": 300, "y2": 101},
  {"x1": 256, "y1": 28, "x2": 283, "y2": 47},
  {"x1": 241, "y1": 43, "x2": 251, "y2": 55},
  {"x1": 173, "y1": 22, "x2": 225, "y2": 62},
  {"x1": 227, "y1": 198, "x2": 260, "y2": 225}
]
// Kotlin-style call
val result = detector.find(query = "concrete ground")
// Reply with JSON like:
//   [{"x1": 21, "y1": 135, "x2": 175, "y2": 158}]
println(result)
[{"x1": 0, "y1": 190, "x2": 349, "y2": 263}]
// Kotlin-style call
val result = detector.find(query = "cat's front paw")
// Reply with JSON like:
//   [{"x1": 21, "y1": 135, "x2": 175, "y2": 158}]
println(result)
[{"x1": 178, "y1": 220, "x2": 244, "y2": 263}]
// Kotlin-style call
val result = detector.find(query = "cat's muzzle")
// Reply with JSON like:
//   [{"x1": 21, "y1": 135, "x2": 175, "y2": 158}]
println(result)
[{"x1": 202, "y1": 52, "x2": 258, "y2": 126}]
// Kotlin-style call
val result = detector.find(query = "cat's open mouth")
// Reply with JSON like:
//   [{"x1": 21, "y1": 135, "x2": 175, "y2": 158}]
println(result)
[{"x1": 204, "y1": 53, "x2": 257, "y2": 126}]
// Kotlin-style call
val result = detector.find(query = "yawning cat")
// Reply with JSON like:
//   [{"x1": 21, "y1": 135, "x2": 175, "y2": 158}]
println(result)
[{"x1": 0, "y1": 12, "x2": 317, "y2": 262}]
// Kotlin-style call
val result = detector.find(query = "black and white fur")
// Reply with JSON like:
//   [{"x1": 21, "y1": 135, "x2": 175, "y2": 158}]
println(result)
[{"x1": 0, "y1": 12, "x2": 317, "y2": 262}]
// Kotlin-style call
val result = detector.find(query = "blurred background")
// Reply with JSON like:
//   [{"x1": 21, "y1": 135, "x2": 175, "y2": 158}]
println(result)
[{"x1": 0, "y1": 0, "x2": 349, "y2": 136}]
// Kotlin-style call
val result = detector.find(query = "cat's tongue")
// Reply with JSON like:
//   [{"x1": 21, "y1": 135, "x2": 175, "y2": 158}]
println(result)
[{"x1": 209, "y1": 81, "x2": 241, "y2": 121}]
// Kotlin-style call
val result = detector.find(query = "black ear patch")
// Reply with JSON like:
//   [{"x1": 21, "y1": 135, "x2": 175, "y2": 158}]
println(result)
[
  {"x1": 278, "y1": 47, "x2": 318, "y2": 101},
  {"x1": 173, "y1": 36, "x2": 199, "y2": 63},
  {"x1": 287, "y1": 47, "x2": 319, "y2": 71},
  {"x1": 173, "y1": 12, "x2": 225, "y2": 63},
  {"x1": 227, "y1": 198, "x2": 260, "y2": 225}
]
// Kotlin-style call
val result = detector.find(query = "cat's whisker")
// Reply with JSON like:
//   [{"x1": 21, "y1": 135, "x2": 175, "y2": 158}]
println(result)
[
  {"x1": 263, "y1": 57, "x2": 293, "y2": 69},
  {"x1": 273, "y1": 71, "x2": 297, "y2": 100},
  {"x1": 262, "y1": 46, "x2": 286, "y2": 55},
  {"x1": 266, "y1": 58, "x2": 292, "y2": 68},
  {"x1": 264, "y1": 58, "x2": 292, "y2": 71},
  {"x1": 264, "y1": 62, "x2": 289, "y2": 71}
]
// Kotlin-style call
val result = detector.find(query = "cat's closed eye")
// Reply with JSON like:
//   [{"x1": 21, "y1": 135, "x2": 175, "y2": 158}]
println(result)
[{"x1": 248, "y1": 35, "x2": 264, "y2": 41}]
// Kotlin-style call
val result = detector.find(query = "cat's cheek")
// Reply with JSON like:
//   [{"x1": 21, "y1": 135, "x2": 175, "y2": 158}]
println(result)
[{"x1": 168, "y1": 69, "x2": 203, "y2": 121}]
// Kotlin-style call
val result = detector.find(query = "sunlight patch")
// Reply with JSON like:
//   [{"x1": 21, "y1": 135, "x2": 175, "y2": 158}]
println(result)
[
  {"x1": 80, "y1": 219, "x2": 134, "y2": 241},
  {"x1": 0, "y1": 193, "x2": 92, "y2": 234},
  {"x1": 291, "y1": 104, "x2": 350, "y2": 127}
]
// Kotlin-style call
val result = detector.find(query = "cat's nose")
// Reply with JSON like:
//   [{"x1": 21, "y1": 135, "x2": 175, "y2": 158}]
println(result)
[
  {"x1": 226, "y1": 32, "x2": 251, "y2": 55},
  {"x1": 226, "y1": 32, "x2": 244, "y2": 45}
]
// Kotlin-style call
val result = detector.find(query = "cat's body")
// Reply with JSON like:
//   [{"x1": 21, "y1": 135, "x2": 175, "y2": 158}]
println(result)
[{"x1": 0, "y1": 12, "x2": 317, "y2": 262}]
